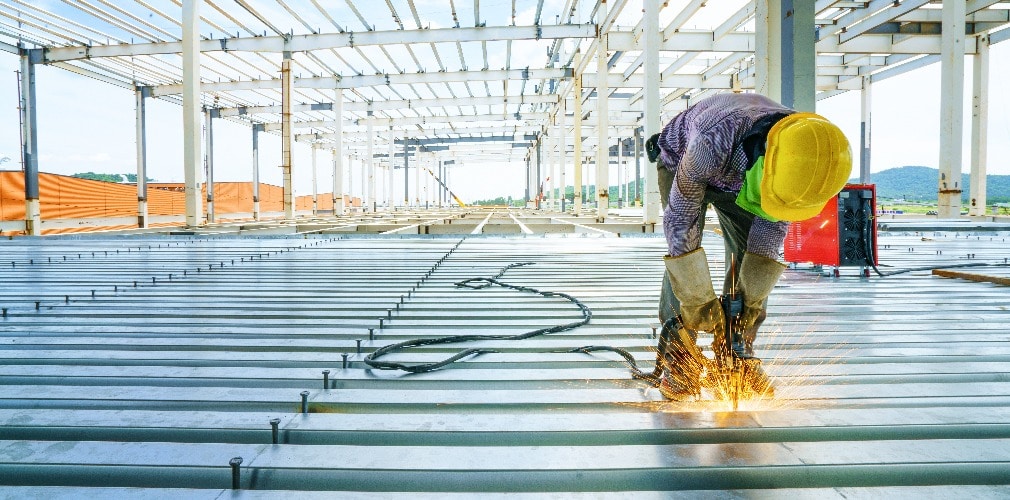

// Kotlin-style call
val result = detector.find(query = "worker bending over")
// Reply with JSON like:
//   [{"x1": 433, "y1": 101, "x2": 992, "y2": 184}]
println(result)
[{"x1": 645, "y1": 93, "x2": 852, "y2": 400}]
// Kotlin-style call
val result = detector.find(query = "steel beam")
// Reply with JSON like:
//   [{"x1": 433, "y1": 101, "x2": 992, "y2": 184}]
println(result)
[
  {"x1": 150, "y1": 69, "x2": 573, "y2": 96},
  {"x1": 42, "y1": 24, "x2": 599, "y2": 63}
]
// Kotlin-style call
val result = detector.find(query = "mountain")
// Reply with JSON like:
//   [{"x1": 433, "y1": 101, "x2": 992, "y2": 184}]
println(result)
[{"x1": 852, "y1": 166, "x2": 1010, "y2": 203}]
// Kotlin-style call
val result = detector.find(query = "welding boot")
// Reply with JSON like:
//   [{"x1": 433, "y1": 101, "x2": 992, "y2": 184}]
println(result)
[
  {"x1": 737, "y1": 252, "x2": 787, "y2": 396},
  {"x1": 657, "y1": 321, "x2": 705, "y2": 400}
]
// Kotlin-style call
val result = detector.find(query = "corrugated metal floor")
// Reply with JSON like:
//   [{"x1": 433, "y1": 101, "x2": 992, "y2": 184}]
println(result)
[{"x1": 1, "y1": 227, "x2": 1009, "y2": 497}]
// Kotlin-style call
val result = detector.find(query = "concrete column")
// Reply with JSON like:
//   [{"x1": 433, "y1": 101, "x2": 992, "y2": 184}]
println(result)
[
  {"x1": 204, "y1": 107, "x2": 215, "y2": 223},
  {"x1": 252, "y1": 124, "x2": 262, "y2": 220},
  {"x1": 280, "y1": 52, "x2": 294, "y2": 219},
  {"x1": 332, "y1": 90, "x2": 345, "y2": 215},
  {"x1": 311, "y1": 143, "x2": 319, "y2": 215},
  {"x1": 938, "y1": 0, "x2": 966, "y2": 218},
  {"x1": 755, "y1": 0, "x2": 782, "y2": 102},
  {"x1": 780, "y1": 0, "x2": 815, "y2": 111},
  {"x1": 558, "y1": 98, "x2": 567, "y2": 212},
  {"x1": 135, "y1": 86, "x2": 149, "y2": 228},
  {"x1": 182, "y1": 0, "x2": 202, "y2": 226},
  {"x1": 643, "y1": 0, "x2": 661, "y2": 224},
  {"x1": 860, "y1": 76, "x2": 872, "y2": 184},
  {"x1": 551, "y1": 123, "x2": 558, "y2": 211},
  {"x1": 969, "y1": 34, "x2": 990, "y2": 217},
  {"x1": 595, "y1": 0, "x2": 609, "y2": 221},
  {"x1": 573, "y1": 50, "x2": 583, "y2": 214}
]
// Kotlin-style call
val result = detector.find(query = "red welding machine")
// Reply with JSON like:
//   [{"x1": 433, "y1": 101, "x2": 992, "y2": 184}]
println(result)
[{"x1": 784, "y1": 184, "x2": 878, "y2": 274}]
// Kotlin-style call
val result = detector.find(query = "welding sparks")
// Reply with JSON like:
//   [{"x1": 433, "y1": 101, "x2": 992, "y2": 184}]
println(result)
[{"x1": 623, "y1": 321, "x2": 851, "y2": 413}]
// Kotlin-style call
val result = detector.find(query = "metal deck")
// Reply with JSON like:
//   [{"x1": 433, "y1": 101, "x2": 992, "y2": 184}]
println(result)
[{"x1": 1, "y1": 227, "x2": 1010, "y2": 497}]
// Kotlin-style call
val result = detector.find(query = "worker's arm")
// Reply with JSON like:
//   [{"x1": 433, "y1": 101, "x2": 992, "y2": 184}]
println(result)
[
  {"x1": 663, "y1": 135, "x2": 723, "y2": 257},
  {"x1": 746, "y1": 218, "x2": 790, "y2": 260}
]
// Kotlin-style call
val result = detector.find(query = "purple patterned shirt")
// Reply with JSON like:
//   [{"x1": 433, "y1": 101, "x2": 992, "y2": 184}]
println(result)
[{"x1": 657, "y1": 93, "x2": 793, "y2": 259}]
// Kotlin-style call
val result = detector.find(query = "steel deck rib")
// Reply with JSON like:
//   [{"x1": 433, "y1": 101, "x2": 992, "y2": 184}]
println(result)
[{"x1": 1, "y1": 232, "x2": 1010, "y2": 495}]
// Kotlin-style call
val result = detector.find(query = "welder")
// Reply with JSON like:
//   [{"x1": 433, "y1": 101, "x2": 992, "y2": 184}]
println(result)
[{"x1": 645, "y1": 93, "x2": 852, "y2": 400}]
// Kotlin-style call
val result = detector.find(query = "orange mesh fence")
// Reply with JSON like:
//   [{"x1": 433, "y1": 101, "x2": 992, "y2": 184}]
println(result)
[{"x1": 1, "y1": 172, "x2": 352, "y2": 234}]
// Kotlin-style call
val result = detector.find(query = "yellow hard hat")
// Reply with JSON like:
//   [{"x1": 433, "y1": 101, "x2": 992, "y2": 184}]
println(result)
[{"x1": 761, "y1": 112, "x2": 852, "y2": 221}]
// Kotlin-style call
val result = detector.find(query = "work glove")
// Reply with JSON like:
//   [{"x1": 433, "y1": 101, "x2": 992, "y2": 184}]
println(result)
[
  {"x1": 737, "y1": 252, "x2": 787, "y2": 350},
  {"x1": 663, "y1": 248, "x2": 724, "y2": 337}
]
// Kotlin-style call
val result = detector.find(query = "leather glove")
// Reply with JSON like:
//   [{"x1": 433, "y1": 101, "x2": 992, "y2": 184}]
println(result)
[
  {"x1": 664, "y1": 248, "x2": 725, "y2": 336},
  {"x1": 737, "y1": 252, "x2": 787, "y2": 342}
]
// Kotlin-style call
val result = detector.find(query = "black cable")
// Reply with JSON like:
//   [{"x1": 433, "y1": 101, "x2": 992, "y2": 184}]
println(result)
[
  {"x1": 362, "y1": 263, "x2": 593, "y2": 373},
  {"x1": 862, "y1": 199, "x2": 1010, "y2": 277}
]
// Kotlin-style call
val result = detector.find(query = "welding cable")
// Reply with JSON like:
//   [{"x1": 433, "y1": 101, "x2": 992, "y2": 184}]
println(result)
[
  {"x1": 566, "y1": 345, "x2": 661, "y2": 385},
  {"x1": 362, "y1": 263, "x2": 592, "y2": 373},
  {"x1": 568, "y1": 316, "x2": 685, "y2": 386},
  {"x1": 861, "y1": 199, "x2": 1010, "y2": 276}
]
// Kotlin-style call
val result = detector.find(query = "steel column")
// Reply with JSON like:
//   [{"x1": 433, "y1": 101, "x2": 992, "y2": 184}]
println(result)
[
  {"x1": 281, "y1": 52, "x2": 294, "y2": 219},
  {"x1": 204, "y1": 108, "x2": 215, "y2": 223},
  {"x1": 367, "y1": 115, "x2": 375, "y2": 212},
  {"x1": 643, "y1": 0, "x2": 661, "y2": 224},
  {"x1": 252, "y1": 124, "x2": 262, "y2": 221},
  {"x1": 780, "y1": 0, "x2": 815, "y2": 111},
  {"x1": 754, "y1": 0, "x2": 782, "y2": 102},
  {"x1": 617, "y1": 136, "x2": 623, "y2": 209},
  {"x1": 634, "y1": 127, "x2": 641, "y2": 206},
  {"x1": 403, "y1": 142, "x2": 409, "y2": 207},
  {"x1": 969, "y1": 34, "x2": 990, "y2": 217},
  {"x1": 596, "y1": 0, "x2": 610, "y2": 221},
  {"x1": 311, "y1": 143, "x2": 319, "y2": 215},
  {"x1": 387, "y1": 132, "x2": 395, "y2": 210},
  {"x1": 553, "y1": 126, "x2": 561, "y2": 212},
  {"x1": 333, "y1": 90, "x2": 345, "y2": 216},
  {"x1": 860, "y1": 76, "x2": 872, "y2": 184},
  {"x1": 536, "y1": 137, "x2": 542, "y2": 210},
  {"x1": 558, "y1": 98, "x2": 567, "y2": 213},
  {"x1": 938, "y1": 0, "x2": 966, "y2": 218},
  {"x1": 135, "y1": 86, "x2": 149, "y2": 228},
  {"x1": 573, "y1": 50, "x2": 583, "y2": 215},
  {"x1": 181, "y1": 0, "x2": 202, "y2": 227},
  {"x1": 18, "y1": 49, "x2": 40, "y2": 235}
]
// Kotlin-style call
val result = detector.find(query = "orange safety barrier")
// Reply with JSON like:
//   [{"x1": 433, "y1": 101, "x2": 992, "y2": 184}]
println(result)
[{"x1": 1, "y1": 171, "x2": 357, "y2": 235}]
